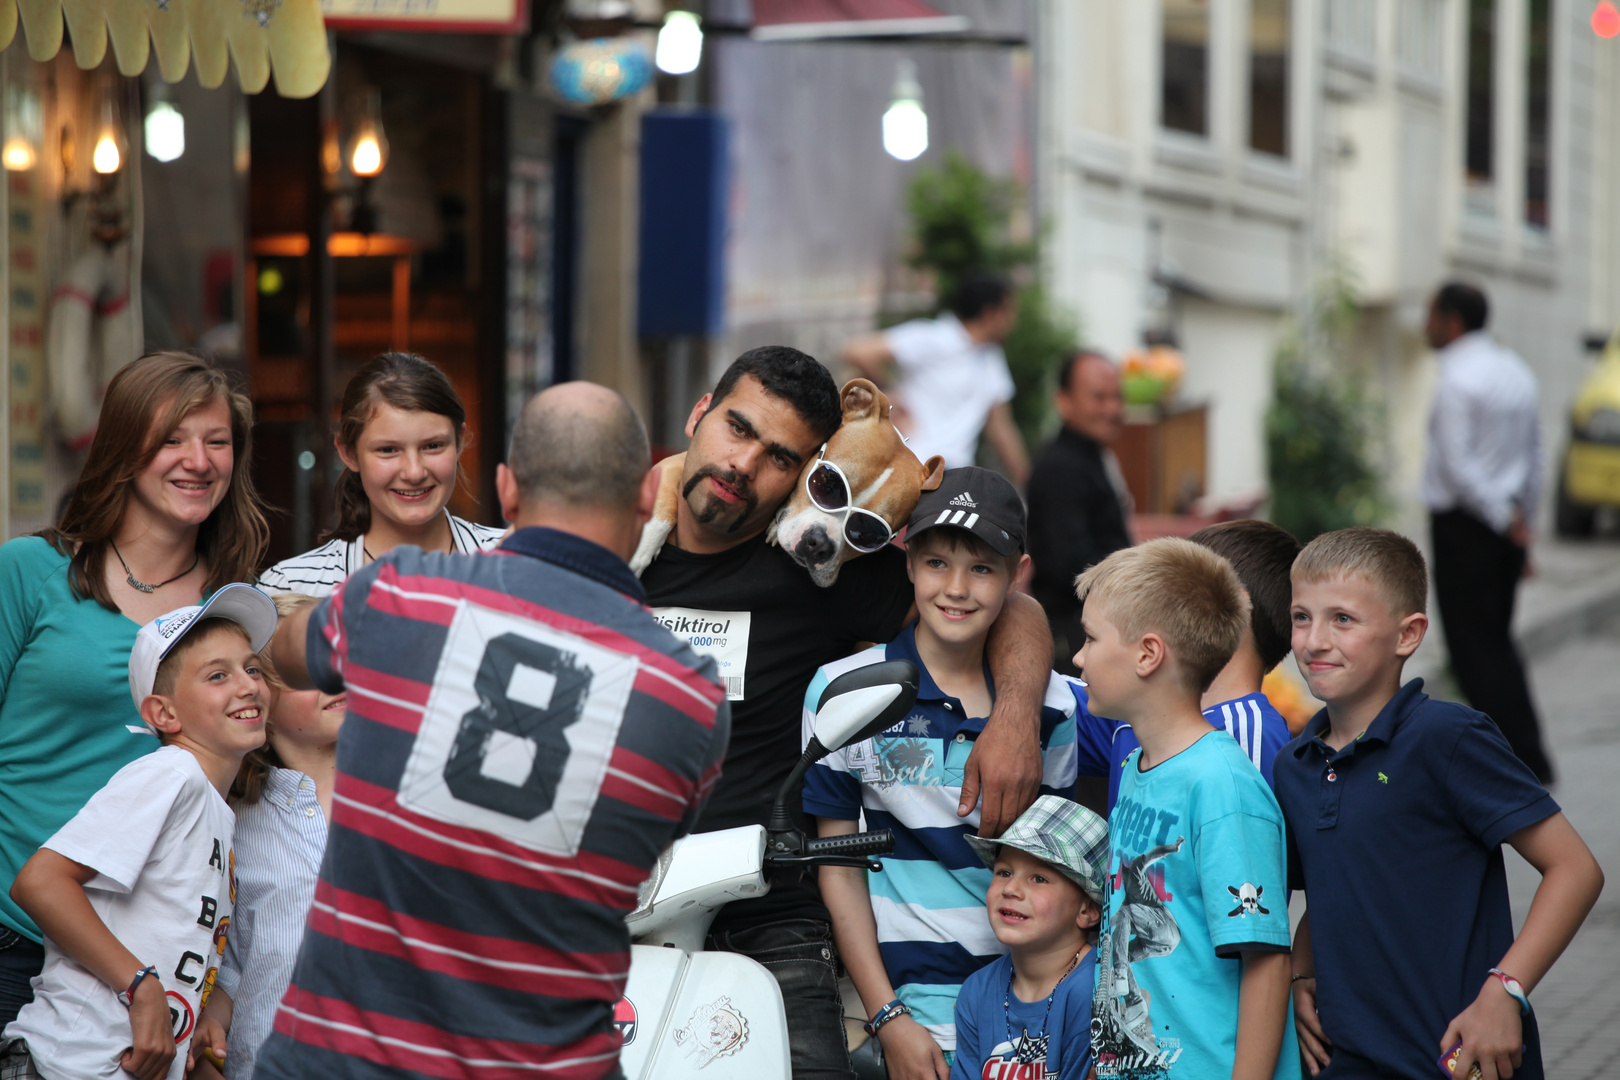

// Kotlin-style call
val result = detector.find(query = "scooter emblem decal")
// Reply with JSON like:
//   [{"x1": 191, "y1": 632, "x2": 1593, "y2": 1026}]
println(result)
[
  {"x1": 614, "y1": 997, "x2": 638, "y2": 1046},
  {"x1": 674, "y1": 995, "x2": 749, "y2": 1067}
]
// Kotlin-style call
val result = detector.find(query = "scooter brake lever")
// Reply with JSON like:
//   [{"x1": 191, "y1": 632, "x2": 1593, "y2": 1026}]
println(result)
[{"x1": 767, "y1": 854, "x2": 884, "y2": 872}]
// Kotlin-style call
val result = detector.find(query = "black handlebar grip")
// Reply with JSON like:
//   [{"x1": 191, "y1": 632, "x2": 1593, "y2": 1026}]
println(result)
[{"x1": 805, "y1": 830, "x2": 896, "y2": 857}]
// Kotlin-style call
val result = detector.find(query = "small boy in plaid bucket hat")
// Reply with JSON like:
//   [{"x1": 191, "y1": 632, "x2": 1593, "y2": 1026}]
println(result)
[{"x1": 950, "y1": 795, "x2": 1109, "y2": 1080}]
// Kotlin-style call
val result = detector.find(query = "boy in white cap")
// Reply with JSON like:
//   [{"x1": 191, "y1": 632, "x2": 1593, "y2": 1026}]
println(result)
[
  {"x1": 953, "y1": 795, "x2": 1109, "y2": 1080},
  {"x1": 1, "y1": 584, "x2": 277, "y2": 1080}
]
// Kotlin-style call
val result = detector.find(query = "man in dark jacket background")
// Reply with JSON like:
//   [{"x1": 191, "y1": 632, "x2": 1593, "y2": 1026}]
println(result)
[{"x1": 1027, "y1": 350, "x2": 1132, "y2": 675}]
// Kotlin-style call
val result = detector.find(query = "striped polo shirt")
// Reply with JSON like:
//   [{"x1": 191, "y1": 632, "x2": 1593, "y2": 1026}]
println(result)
[
  {"x1": 257, "y1": 512, "x2": 505, "y2": 598},
  {"x1": 799, "y1": 625, "x2": 1078, "y2": 1051},
  {"x1": 254, "y1": 527, "x2": 729, "y2": 1080}
]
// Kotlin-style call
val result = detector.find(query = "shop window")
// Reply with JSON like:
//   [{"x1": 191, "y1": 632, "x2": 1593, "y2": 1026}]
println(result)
[
  {"x1": 1525, "y1": 0, "x2": 1551, "y2": 228},
  {"x1": 1465, "y1": 0, "x2": 1495, "y2": 190},
  {"x1": 1249, "y1": 0, "x2": 1290, "y2": 157},
  {"x1": 1162, "y1": 0, "x2": 1210, "y2": 137}
]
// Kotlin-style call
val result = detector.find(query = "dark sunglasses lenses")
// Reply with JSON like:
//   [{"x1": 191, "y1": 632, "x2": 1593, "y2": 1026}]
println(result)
[
  {"x1": 806, "y1": 464, "x2": 849, "y2": 511},
  {"x1": 844, "y1": 512, "x2": 892, "y2": 552}
]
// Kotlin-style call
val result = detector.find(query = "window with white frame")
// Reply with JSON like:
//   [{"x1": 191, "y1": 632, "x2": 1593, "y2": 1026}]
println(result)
[
  {"x1": 1465, "y1": 0, "x2": 1495, "y2": 193},
  {"x1": 1249, "y1": 0, "x2": 1291, "y2": 156},
  {"x1": 1162, "y1": 0, "x2": 1210, "y2": 136},
  {"x1": 1525, "y1": 0, "x2": 1551, "y2": 227}
]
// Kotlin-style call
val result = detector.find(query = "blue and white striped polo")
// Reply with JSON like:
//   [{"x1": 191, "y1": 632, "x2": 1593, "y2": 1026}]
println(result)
[{"x1": 800, "y1": 625, "x2": 1078, "y2": 1051}]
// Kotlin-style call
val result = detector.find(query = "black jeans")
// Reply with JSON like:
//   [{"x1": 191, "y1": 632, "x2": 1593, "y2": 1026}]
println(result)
[
  {"x1": 1431, "y1": 509, "x2": 1554, "y2": 783},
  {"x1": 0, "y1": 927, "x2": 44, "y2": 1029},
  {"x1": 707, "y1": 918, "x2": 853, "y2": 1080}
]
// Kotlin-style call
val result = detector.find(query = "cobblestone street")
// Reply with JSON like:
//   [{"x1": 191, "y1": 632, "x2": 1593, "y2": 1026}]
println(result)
[{"x1": 1495, "y1": 627, "x2": 1620, "y2": 1078}]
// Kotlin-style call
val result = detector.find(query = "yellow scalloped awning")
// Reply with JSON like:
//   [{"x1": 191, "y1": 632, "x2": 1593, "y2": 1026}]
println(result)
[{"x1": 0, "y1": 0, "x2": 330, "y2": 98}]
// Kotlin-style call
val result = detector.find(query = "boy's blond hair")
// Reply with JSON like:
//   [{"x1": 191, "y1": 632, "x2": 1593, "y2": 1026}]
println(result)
[
  {"x1": 1074, "y1": 538, "x2": 1248, "y2": 692},
  {"x1": 1292, "y1": 527, "x2": 1427, "y2": 618}
]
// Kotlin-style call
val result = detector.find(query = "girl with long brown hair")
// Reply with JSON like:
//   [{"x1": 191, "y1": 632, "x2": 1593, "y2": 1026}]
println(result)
[
  {"x1": 0, "y1": 351, "x2": 269, "y2": 1026},
  {"x1": 257, "y1": 352, "x2": 501, "y2": 596}
]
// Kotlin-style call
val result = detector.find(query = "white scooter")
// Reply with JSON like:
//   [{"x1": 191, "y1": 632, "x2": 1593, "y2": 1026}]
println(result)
[{"x1": 615, "y1": 660, "x2": 919, "y2": 1079}]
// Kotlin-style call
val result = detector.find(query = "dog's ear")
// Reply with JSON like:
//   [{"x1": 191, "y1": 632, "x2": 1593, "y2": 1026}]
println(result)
[
  {"x1": 920, "y1": 455, "x2": 946, "y2": 491},
  {"x1": 840, "y1": 379, "x2": 886, "y2": 421}
]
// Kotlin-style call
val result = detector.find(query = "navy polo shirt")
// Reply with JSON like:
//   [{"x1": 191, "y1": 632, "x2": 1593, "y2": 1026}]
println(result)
[{"x1": 1274, "y1": 680, "x2": 1556, "y2": 1079}]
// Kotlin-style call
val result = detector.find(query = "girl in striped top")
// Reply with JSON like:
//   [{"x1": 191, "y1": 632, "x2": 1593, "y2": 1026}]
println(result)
[
  {"x1": 191, "y1": 594, "x2": 346, "y2": 1080},
  {"x1": 258, "y1": 353, "x2": 502, "y2": 597}
]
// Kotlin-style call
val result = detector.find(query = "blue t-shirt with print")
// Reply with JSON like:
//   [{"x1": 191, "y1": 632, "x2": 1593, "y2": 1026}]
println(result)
[
  {"x1": 951, "y1": 949, "x2": 1097, "y2": 1080},
  {"x1": 1090, "y1": 732, "x2": 1301, "y2": 1080},
  {"x1": 1070, "y1": 682, "x2": 1291, "y2": 811},
  {"x1": 802, "y1": 625, "x2": 1079, "y2": 1051}
]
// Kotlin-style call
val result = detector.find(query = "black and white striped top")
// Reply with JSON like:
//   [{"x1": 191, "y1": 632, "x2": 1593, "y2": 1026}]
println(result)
[{"x1": 256, "y1": 512, "x2": 505, "y2": 597}]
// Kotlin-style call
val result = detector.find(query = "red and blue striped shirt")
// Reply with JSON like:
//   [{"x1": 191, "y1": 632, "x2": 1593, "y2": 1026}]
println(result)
[{"x1": 255, "y1": 527, "x2": 729, "y2": 1080}]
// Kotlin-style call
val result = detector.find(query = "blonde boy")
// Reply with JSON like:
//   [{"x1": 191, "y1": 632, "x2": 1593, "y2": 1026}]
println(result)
[
  {"x1": 1075, "y1": 539, "x2": 1298, "y2": 1080},
  {"x1": 1279, "y1": 528, "x2": 1603, "y2": 1080},
  {"x1": 1, "y1": 585, "x2": 277, "y2": 1080}
]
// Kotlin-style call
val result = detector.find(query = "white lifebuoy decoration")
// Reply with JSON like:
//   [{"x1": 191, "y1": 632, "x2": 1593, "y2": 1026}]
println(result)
[{"x1": 48, "y1": 242, "x2": 138, "y2": 450}]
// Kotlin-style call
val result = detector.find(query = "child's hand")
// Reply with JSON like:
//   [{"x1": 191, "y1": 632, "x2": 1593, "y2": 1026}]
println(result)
[
  {"x1": 1291, "y1": 977, "x2": 1332, "y2": 1076},
  {"x1": 187, "y1": 1057, "x2": 226, "y2": 1080},
  {"x1": 122, "y1": 978, "x2": 178, "y2": 1080},
  {"x1": 1439, "y1": 977, "x2": 1524, "y2": 1080},
  {"x1": 875, "y1": 1014, "x2": 949, "y2": 1080},
  {"x1": 187, "y1": 1015, "x2": 228, "y2": 1073}
]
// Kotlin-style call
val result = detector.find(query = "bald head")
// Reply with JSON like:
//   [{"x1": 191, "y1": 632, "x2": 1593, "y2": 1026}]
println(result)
[{"x1": 508, "y1": 382, "x2": 650, "y2": 511}]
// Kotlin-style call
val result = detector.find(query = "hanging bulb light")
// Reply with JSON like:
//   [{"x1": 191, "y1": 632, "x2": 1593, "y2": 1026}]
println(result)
[
  {"x1": 3, "y1": 86, "x2": 41, "y2": 171},
  {"x1": 349, "y1": 87, "x2": 388, "y2": 178},
  {"x1": 92, "y1": 84, "x2": 125, "y2": 174},
  {"x1": 882, "y1": 59, "x2": 928, "y2": 162},
  {"x1": 144, "y1": 100, "x2": 185, "y2": 163},
  {"x1": 656, "y1": 10, "x2": 704, "y2": 75},
  {"x1": 1595, "y1": 0, "x2": 1620, "y2": 37}
]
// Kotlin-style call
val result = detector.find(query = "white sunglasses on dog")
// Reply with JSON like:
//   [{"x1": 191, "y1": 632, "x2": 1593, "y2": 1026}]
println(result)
[{"x1": 803, "y1": 448, "x2": 896, "y2": 553}]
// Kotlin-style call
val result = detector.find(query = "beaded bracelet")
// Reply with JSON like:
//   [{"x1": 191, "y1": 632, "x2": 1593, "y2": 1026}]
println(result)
[
  {"x1": 1488, "y1": 968, "x2": 1530, "y2": 1015},
  {"x1": 863, "y1": 999, "x2": 912, "y2": 1037}
]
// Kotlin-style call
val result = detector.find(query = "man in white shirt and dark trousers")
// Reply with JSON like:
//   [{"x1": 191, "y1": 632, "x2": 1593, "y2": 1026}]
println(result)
[
  {"x1": 844, "y1": 269, "x2": 1030, "y2": 485},
  {"x1": 1422, "y1": 281, "x2": 1554, "y2": 783}
]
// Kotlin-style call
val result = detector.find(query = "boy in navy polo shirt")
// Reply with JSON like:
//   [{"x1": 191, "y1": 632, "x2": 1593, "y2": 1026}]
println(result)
[
  {"x1": 1076, "y1": 539, "x2": 1299, "y2": 1080},
  {"x1": 803, "y1": 468, "x2": 1079, "y2": 1079},
  {"x1": 1071, "y1": 518, "x2": 1302, "y2": 811},
  {"x1": 1278, "y1": 528, "x2": 1603, "y2": 1080}
]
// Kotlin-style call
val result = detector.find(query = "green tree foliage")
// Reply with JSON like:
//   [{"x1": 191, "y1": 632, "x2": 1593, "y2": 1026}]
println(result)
[
  {"x1": 902, "y1": 153, "x2": 1077, "y2": 450},
  {"x1": 1265, "y1": 276, "x2": 1386, "y2": 542}
]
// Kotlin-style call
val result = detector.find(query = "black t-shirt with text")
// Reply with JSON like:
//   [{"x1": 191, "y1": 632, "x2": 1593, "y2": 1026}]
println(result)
[{"x1": 642, "y1": 533, "x2": 912, "y2": 928}]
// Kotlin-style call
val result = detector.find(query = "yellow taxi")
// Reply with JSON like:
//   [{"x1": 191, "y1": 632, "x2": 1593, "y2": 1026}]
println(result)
[{"x1": 1557, "y1": 330, "x2": 1620, "y2": 535}]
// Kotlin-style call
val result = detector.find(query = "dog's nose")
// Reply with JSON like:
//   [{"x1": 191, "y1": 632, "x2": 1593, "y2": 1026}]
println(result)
[{"x1": 796, "y1": 526, "x2": 837, "y2": 567}]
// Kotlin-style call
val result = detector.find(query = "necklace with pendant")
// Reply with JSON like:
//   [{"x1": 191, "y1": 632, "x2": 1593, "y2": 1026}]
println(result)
[
  {"x1": 111, "y1": 540, "x2": 199, "y2": 594},
  {"x1": 1003, "y1": 950, "x2": 1082, "y2": 1064}
]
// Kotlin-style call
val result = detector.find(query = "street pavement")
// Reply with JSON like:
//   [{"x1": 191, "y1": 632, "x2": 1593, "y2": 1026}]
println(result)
[{"x1": 1494, "y1": 626, "x2": 1620, "y2": 1078}]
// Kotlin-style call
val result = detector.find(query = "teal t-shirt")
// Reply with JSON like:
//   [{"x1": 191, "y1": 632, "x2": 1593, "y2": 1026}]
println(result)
[
  {"x1": 0, "y1": 536, "x2": 158, "y2": 941},
  {"x1": 1090, "y1": 731, "x2": 1300, "y2": 1080}
]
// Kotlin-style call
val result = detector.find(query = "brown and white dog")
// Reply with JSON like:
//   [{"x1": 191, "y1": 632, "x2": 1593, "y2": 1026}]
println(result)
[{"x1": 630, "y1": 379, "x2": 944, "y2": 586}]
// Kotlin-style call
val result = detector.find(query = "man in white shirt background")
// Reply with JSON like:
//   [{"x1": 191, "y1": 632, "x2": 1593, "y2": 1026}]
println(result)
[
  {"x1": 844, "y1": 269, "x2": 1030, "y2": 485},
  {"x1": 1422, "y1": 281, "x2": 1554, "y2": 783}
]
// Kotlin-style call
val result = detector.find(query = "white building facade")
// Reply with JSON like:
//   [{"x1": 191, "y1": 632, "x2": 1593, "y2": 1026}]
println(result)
[{"x1": 1037, "y1": 0, "x2": 1620, "y2": 530}]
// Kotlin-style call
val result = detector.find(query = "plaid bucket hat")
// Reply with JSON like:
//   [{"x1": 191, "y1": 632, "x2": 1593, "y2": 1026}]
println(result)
[{"x1": 964, "y1": 795, "x2": 1110, "y2": 905}]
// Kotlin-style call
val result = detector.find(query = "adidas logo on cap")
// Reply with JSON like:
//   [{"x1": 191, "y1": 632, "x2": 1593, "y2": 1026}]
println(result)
[{"x1": 949, "y1": 492, "x2": 977, "y2": 508}]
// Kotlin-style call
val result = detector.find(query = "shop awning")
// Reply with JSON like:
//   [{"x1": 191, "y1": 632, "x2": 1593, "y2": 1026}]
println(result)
[
  {"x1": 0, "y1": 0, "x2": 330, "y2": 98},
  {"x1": 750, "y1": 0, "x2": 968, "y2": 41}
]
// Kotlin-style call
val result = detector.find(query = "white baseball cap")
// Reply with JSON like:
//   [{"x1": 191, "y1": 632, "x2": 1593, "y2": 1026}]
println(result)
[{"x1": 128, "y1": 583, "x2": 281, "y2": 710}]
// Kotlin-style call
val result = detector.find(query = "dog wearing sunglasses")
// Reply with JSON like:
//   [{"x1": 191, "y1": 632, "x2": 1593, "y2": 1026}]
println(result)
[{"x1": 630, "y1": 379, "x2": 944, "y2": 586}]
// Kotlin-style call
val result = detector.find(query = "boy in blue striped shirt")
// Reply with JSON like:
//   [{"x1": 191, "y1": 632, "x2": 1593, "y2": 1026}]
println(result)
[
  {"x1": 804, "y1": 468, "x2": 1078, "y2": 1079},
  {"x1": 1072, "y1": 519, "x2": 1302, "y2": 811}
]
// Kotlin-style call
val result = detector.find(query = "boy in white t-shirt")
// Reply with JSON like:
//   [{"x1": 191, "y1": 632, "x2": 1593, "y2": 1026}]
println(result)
[{"x1": 1, "y1": 584, "x2": 278, "y2": 1080}]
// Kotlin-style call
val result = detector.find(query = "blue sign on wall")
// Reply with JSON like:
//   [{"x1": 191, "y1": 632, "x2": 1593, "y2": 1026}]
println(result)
[{"x1": 638, "y1": 110, "x2": 729, "y2": 339}]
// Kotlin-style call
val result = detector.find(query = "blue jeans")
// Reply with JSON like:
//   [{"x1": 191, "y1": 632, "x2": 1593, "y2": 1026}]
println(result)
[
  {"x1": 0, "y1": 927, "x2": 43, "y2": 1029},
  {"x1": 708, "y1": 918, "x2": 854, "y2": 1080}
]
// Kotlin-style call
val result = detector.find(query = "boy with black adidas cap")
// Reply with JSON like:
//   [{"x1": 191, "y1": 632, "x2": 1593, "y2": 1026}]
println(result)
[
  {"x1": 2, "y1": 584, "x2": 277, "y2": 1080},
  {"x1": 806, "y1": 467, "x2": 1079, "y2": 1079}
]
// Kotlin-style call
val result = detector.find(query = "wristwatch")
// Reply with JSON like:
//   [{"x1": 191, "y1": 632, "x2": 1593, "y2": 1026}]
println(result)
[{"x1": 117, "y1": 966, "x2": 159, "y2": 1007}]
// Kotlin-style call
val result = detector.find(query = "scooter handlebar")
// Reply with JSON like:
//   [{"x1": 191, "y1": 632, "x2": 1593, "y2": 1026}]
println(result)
[{"x1": 803, "y1": 830, "x2": 895, "y2": 859}]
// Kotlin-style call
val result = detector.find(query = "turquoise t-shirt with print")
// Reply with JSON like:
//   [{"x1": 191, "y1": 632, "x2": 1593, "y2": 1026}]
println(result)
[
  {"x1": 0, "y1": 536, "x2": 158, "y2": 941},
  {"x1": 1090, "y1": 731, "x2": 1301, "y2": 1080}
]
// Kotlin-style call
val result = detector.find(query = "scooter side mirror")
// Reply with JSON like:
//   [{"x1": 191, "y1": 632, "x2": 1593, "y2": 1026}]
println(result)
[{"x1": 810, "y1": 661, "x2": 920, "y2": 759}]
